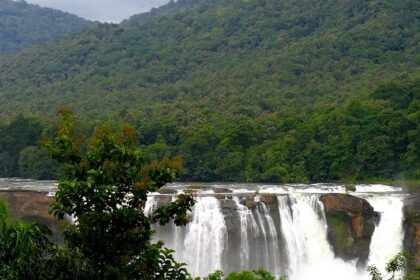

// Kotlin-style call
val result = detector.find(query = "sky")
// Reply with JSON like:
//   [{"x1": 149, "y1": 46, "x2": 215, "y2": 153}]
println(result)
[{"x1": 24, "y1": 0, "x2": 171, "y2": 23}]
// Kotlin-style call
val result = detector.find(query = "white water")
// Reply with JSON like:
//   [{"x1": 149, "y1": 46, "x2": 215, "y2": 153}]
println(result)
[
  {"x1": 144, "y1": 184, "x2": 406, "y2": 279},
  {"x1": 277, "y1": 194, "x2": 335, "y2": 275},
  {"x1": 259, "y1": 202, "x2": 281, "y2": 276},
  {"x1": 277, "y1": 193, "x2": 370, "y2": 280},
  {"x1": 233, "y1": 197, "x2": 255, "y2": 270},
  {"x1": 0, "y1": 179, "x2": 407, "y2": 279},
  {"x1": 181, "y1": 196, "x2": 228, "y2": 276},
  {"x1": 254, "y1": 202, "x2": 271, "y2": 269},
  {"x1": 366, "y1": 195, "x2": 405, "y2": 278}
]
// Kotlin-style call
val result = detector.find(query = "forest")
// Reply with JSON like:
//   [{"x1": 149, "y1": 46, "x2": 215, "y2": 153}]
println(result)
[
  {"x1": 0, "y1": 0, "x2": 419, "y2": 279},
  {"x1": 0, "y1": 0, "x2": 418, "y2": 182},
  {"x1": 0, "y1": 0, "x2": 92, "y2": 55},
  {"x1": 0, "y1": 79, "x2": 418, "y2": 182},
  {"x1": 1, "y1": 110, "x2": 417, "y2": 280}
]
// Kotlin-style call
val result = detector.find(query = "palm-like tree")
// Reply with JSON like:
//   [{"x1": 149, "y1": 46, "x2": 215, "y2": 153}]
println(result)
[{"x1": 0, "y1": 201, "x2": 53, "y2": 279}]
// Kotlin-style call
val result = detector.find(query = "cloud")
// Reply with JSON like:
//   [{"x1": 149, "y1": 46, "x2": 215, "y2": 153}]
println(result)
[{"x1": 24, "y1": 0, "x2": 170, "y2": 22}]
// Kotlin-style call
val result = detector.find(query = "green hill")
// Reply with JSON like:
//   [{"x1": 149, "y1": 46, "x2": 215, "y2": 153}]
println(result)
[
  {"x1": 0, "y1": 0, "x2": 418, "y2": 182},
  {"x1": 0, "y1": 0, "x2": 92, "y2": 55}
]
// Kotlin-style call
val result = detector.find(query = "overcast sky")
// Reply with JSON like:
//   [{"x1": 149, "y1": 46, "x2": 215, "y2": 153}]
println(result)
[{"x1": 24, "y1": 0, "x2": 170, "y2": 23}]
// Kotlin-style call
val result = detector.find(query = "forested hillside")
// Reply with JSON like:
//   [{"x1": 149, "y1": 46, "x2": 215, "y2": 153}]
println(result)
[
  {"x1": 0, "y1": 0, "x2": 419, "y2": 182},
  {"x1": 0, "y1": 0, "x2": 92, "y2": 55}
]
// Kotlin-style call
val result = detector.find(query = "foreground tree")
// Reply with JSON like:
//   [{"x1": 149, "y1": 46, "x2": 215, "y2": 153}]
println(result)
[
  {"x1": 367, "y1": 252, "x2": 420, "y2": 280},
  {"x1": 0, "y1": 201, "x2": 53, "y2": 279},
  {"x1": 202, "y1": 269, "x2": 286, "y2": 280},
  {"x1": 44, "y1": 108, "x2": 195, "y2": 279}
]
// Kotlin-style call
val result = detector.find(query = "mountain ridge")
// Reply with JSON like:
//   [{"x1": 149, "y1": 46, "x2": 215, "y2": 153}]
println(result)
[
  {"x1": 0, "y1": 0, "x2": 93, "y2": 55},
  {"x1": 0, "y1": 0, "x2": 418, "y2": 182}
]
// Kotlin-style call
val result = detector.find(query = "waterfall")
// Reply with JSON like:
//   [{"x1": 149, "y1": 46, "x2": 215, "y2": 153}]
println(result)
[
  {"x1": 144, "y1": 195, "x2": 158, "y2": 215},
  {"x1": 233, "y1": 197, "x2": 253, "y2": 270},
  {"x1": 277, "y1": 193, "x2": 335, "y2": 276},
  {"x1": 147, "y1": 184, "x2": 406, "y2": 279},
  {"x1": 259, "y1": 202, "x2": 281, "y2": 276},
  {"x1": 277, "y1": 193, "x2": 370, "y2": 280},
  {"x1": 183, "y1": 196, "x2": 228, "y2": 276},
  {"x1": 1, "y1": 179, "x2": 408, "y2": 279},
  {"x1": 366, "y1": 195, "x2": 404, "y2": 277},
  {"x1": 254, "y1": 202, "x2": 270, "y2": 270}
]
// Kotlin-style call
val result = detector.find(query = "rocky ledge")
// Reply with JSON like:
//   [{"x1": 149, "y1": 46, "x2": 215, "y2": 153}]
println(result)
[
  {"x1": 403, "y1": 193, "x2": 420, "y2": 270},
  {"x1": 0, "y1": 191, "x2": 64, "y2": 244},
  {"x1": 2, "y1": 189, "x2": 418, "y2": 270},
  {"x1": 320, "y1": 194, "x2": 378, "y2": 266}
]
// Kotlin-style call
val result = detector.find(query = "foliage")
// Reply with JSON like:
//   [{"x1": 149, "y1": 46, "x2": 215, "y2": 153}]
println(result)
[
  {"x1": 0, "y1": 201, "x2": 53, "y2": 279},
  {"x1": 18, "y1": 146, "x2": 62, "y2": 179},
  {"x1": 201, "y1": 269, "x2": 286, "y2": 280},
  {"x1": 367, "y1": 252, "x2": 416, "y2": 280},
  {"x1": 0, "y1": 0, "x2": 92, "y2": 55},
  {"x1": 0, "y1": 115, "x2": 43, "y2": 177},
  {"x1": 0, "y1": 0, "x2": 418, "y2": 183},
  {"x1": 405, "y1": 267, "x2": 420, "y2": 280},
  {"x1": 2, "y1": 79, "x2": 419, "y2": 183},
  {"x1": 44, "y1": 109, "x2": 195, "y2": 279}
]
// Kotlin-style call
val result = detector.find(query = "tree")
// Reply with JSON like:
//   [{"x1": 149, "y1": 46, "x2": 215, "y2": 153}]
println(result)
[
  {"x1": 19, "y1": 146, "x2": 62, "y2": 180},
  {"x1": 202, "y1": 269, "x2": 286, "y2": 280},
  {"x1": 44, "y1": 108, "x2": 195, "y2": 279},
  {"x1": 0, "y1": 115, "x2": 43, "y2": 177},
  {"x1": 0, "y1": 201, "x2": 53, "y2": 279},
  {"x1": 367, "y1": 252, "x2": 411, "y2": 280}
]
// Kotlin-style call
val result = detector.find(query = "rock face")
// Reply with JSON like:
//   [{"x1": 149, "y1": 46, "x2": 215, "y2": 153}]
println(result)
[
  {"x1": 403, "y1": 193, "x2": 420, "y2": 270},
  {"x1": 0, "y1": 191, "x2": 64, "y2": 244},
  {"x1": 320, "y1": 194, "x2": 378, "y2": 266}
]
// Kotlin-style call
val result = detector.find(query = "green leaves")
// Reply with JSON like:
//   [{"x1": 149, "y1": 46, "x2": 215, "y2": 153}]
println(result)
[
  {"x1": 0, "y1": 201, "x2": 55, "y2": 280},
  {"x1": 0, "y1": 0, "x2": 91, "y2": 56},
  {"x1": 44, "y1": 111, "x2": 195, "y2": 279},
  {"x1": 386, "y1": 252, "x2": 408, "y2": 279},
  {"x1": 201, "y1": 269, "x2": 284, "y2": 280},
  {"x1": 368, "y1": 251, "x2": 410, "y2": 280}
]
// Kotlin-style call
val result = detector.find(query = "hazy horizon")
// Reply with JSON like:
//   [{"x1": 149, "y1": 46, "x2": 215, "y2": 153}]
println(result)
[{"x1": 24, "y1": 0, "x2": 170, "y2": 22}]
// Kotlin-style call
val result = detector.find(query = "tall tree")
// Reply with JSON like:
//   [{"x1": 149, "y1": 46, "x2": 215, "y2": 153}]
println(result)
[{"x1": 44, "y1": 109, "x2": 195, "y2": 279}]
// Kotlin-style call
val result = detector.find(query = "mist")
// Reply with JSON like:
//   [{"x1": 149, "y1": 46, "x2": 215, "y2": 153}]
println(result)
[{"x1": 24, "y1": 0, "x2": 170, "y2": 22}]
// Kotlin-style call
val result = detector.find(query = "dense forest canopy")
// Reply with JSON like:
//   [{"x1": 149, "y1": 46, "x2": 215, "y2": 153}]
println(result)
[
  {"x1": 0, "y1": 0, "x2": 418, "y2": 182},
  {"x1": 0, "y1": 0, "x2": 92, "y2": 55}
]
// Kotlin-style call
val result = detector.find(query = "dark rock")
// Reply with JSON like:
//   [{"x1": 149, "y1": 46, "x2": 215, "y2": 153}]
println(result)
[
  {"x1": 184, "y1": 184, "x2": 211, "y2": 192},
  {"x1": 213, "y1": 187, "x2": 233, "y2": 199},
  {"x1": 320, "y1": 194, "x2": 377, "y2": 266},
  {"x1": 213, "y1": 187, "x2": 233, "y2": 194},
  {"x1": 260, "y1": 194, "x2": 277, "y2": 205},
  {"x1": 403, "y1": 193, "x2": 420, "y2": 270},
  {"x1": 239, "y1": 195, "x2": 257, "y2": 209},
  {"x1": 220, "y1": 199, "x2": 238, "y2": 211},
  {"x1": 0, "y1": 191, "x2": 64, "y2": 244},
  {"x1": 221, "y1": 201, "x2": 242, "y2": 272},
  {"x1": 158, "y1": 188, "x2": 177, "y2": 194},
  {"x1": 155, "y1": 195, "x2": 173, "y2": 206},
  {"x1": 215, "y1": 194, "x2": 228, "y2": 200}
]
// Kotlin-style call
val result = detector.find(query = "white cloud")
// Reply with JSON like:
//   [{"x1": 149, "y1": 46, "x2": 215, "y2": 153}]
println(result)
[{"x1": 24, "y1": 0, "x2": 170, "y2": 22}]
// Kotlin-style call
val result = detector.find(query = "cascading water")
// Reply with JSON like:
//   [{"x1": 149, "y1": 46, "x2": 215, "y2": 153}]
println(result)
[
  {"x1": 259, "y1": 202, "x2": 281, "y2": 276},
  {"x1": 366, "y1": 195, "x2": 405, "y2": 277},
  {"x1": 233, "y1": 197, "x2": 254, "y2": 270},
  {"x1": 253, "y1": 202, "x2": 270, "y2": 270},
  {"x1": 184, "y1": 196, "x2": 228, "y2": 276},
  {"x1": 147, "y1": 184, "x2": 406, "y2": 279},
  {"x1": 0, "y1": 178, "x2": 408, "y2": 279},
  {"x1": 277, "y1": 193, "x2": 334, "y2": 275},
  {"x1": 277, "y1": 193, "x2": 370, "y2": 280}
]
